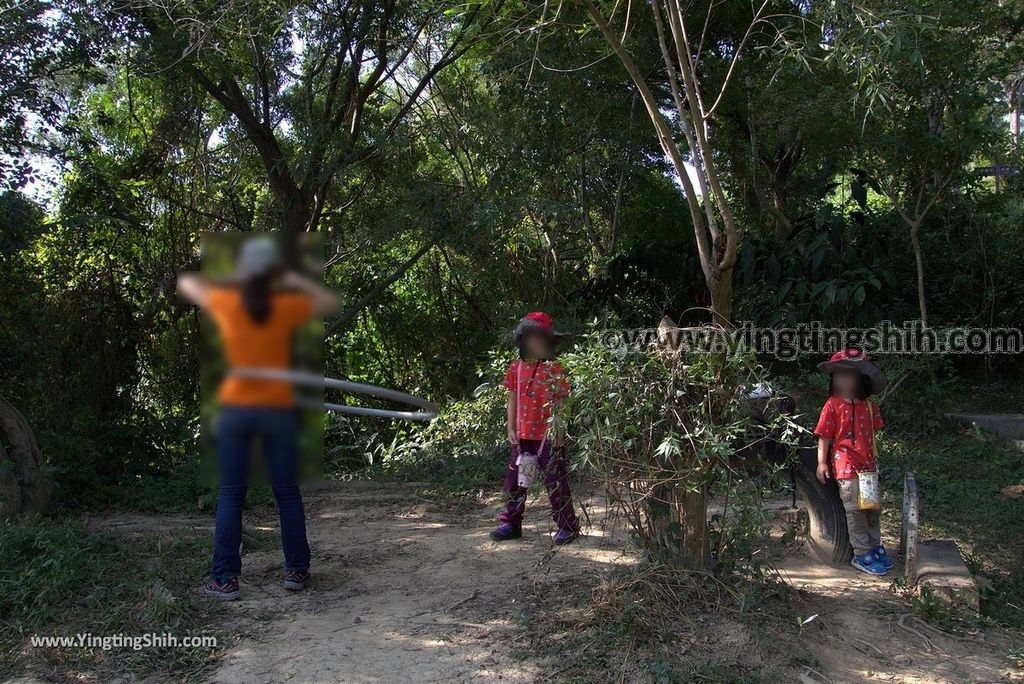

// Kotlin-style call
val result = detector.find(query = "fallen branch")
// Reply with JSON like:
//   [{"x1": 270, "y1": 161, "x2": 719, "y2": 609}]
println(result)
[
  {"x1": 897, "y1": 613, "x2": 935, "y2": 653},
  {"x1": 801, "y1": 665, "x2": 832, "y2": 683},
  {"x1": 852, "y1": 637, "x2": 885, "y2": 657},
  {"x1": 445, "y1": 590, "x2": 479, "y2": 614}
]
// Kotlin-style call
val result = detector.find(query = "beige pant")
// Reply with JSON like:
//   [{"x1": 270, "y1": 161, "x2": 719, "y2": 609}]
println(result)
[{"x1": 839, "y1": 478, "x2": 882, "y2": 556}]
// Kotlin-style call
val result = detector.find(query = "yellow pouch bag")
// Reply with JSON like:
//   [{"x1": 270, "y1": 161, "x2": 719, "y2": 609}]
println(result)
[{"x1": 857, "y1": 402, "x2": 882, "y2": 511}]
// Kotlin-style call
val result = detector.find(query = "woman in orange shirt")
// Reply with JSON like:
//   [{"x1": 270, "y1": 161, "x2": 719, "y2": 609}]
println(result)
[{"x1": 178, "y1": 237, "x2": 339, "y2": 601}]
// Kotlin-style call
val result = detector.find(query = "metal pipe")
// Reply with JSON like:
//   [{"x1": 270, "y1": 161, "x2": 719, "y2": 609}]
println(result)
[{"x1": 230, "y1": 368, "x2": 439, "y2": 421}]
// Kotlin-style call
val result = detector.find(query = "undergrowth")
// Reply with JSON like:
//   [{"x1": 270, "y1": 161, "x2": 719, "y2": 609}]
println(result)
[
  {"x1": 518, "y1": 562, "x2": 818, "y2": 683},
  {"x1": 325, "y1": 352, "x2": 513, "y2": 497},
  {"x1": 0, "y1": 515, "x2": 241, "y2": 681}
]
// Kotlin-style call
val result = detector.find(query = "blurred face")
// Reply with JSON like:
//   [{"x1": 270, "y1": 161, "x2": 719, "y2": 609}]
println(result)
[
  {"x1": 832, "y1": 369, "x2": 860, "y2": 399},
  {"x1": 523, "y1": 332, "x2": 553, "y2": 359}
]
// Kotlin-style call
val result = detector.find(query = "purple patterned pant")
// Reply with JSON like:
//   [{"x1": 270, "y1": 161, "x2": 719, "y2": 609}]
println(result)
[{"x1": 499, "y1": 439, "x2": 579, "y2": 531}]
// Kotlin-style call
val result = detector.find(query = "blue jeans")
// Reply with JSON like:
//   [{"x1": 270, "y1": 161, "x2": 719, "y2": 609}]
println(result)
[{"x1": 210, "y1": 407, "x2": 311, "y2": 582}]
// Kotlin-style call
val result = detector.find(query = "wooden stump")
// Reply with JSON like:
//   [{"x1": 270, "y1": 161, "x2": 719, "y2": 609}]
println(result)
[
  {"x1": 0, "y1": 396, "x2": 51, "y2": 517},
  {"x1": 900, "y1": 470, "x2": 919, "y2": 584}
]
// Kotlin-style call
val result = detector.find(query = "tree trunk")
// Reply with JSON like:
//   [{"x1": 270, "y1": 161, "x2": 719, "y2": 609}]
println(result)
[
  {"x1": 679, "y1": 484, "x2": 710, "y2": 568},
  {"x1": 0, "y1": 397, "x2": 51, "y2": 518},
  {"x1": 580, "y1": 0, "x2": 744, "y2": 325},
  {"x1": 1014, "y1": 106, "x2": 1021, "y2": 149},
  {"x1": 708, "y1": 266, "x2": 734, "y2": 325},
  {"x1": 648, "y1": 481, "x2": 710, "y2": 570},
  {"x1": 282, "y1": 193, "x2": 313, "y2": 233},
  {"x1": 909, "y1": 219, "x2": 929, "y2": 328},
  {"x1": 652, "y1": 315, "x2": 713, "y2": 570},
  {"x1": 1010, "y1": 86, "x2": 1021, "y2": 149}
]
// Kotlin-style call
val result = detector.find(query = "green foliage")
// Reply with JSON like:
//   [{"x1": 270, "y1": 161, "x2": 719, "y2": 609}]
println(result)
[
  {"x1": 0, "y1": 0, "x2": 116, "y2": 187},
  {"x1": 737, "y1": 218, "x2": 898, "y2": 326},
  {"x1": 336, "y1": 350, "x2": 513, "y2": 495},
  {"x1": 560, "y1": 334, "x2": 777, "y2": 571}
]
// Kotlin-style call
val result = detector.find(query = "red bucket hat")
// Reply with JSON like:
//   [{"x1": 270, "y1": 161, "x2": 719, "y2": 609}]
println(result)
[
  {"x1": 817, "y1": 348, "x2": 886, "y2": 394},
  {"x1": 513, "y1": 311, "x2": 566, "y2": 344}
]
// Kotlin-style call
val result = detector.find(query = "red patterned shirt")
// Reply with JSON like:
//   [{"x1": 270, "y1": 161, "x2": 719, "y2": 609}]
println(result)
[
  {"x1": 503, "y1": 360, "x2": 570, "y2": 441},
  {"x1": 814, "y1": 395, "x2": 884, "y2": 480}
]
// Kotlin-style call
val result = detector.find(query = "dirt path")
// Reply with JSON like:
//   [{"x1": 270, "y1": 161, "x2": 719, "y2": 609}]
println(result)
[
  {"x1": 192, "y1": 481, "x2": 627, "y2": 683},
  {"x1": 85, "y1": 483, "x2": 1021, "y2": 683},
  {"x1": 775, "y1": 555, "x2": 1022, "y2": 684}
]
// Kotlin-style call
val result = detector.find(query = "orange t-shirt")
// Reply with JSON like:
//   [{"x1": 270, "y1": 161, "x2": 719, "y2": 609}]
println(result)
[{"x1": 206, "y1": 287, "x2": 314, "y2": 408}]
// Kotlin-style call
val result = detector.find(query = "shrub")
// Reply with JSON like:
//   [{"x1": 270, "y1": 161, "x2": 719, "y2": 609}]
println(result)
[
  {"x1": 560, "y1": 325, "x2": 777, "y2": 571},
  {"x1": 337, "y1": 350, "x2": 513, "y2": 494}
]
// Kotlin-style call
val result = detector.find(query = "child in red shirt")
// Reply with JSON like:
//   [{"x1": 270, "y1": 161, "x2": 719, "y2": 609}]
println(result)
[
  {"x1": 490, "y1": 312, "x2": 581, "y2": 545},
  {"x1": 814, "y1": 348, "x2": 892, "y2": 575}
]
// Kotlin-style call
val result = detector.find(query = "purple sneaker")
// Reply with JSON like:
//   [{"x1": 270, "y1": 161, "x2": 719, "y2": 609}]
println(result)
[
  {"x1": 203, "y1": 576, "x2": 240, "y2": 601},
  {"x1": 553, "y1": 528, "x2": 579, "y2": 545},
  {"x1": 284, "y1": 569, "x2": 311, "y2": 591},
  {"x1": 490, "y1": 523, "x2": 522, "y2": 541}
]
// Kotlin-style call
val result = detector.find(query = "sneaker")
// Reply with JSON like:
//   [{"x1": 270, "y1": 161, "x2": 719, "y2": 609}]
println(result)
[
  {"x1": 873, "y1": 544, "x2": 895, "y2": 570},
  {"x1": 553, "y1": 528, "x2": 579, "y2": 545},
  {"x1": 203, "y1": 576, "x2": 240, "y2": 601},
  {"x1": 490, "y1": 523, "x2": 522, "y2": 541},
  {"x1": 284, "y1": 569, "x2": 311, "y2": 591},
  {"x1": 851, "y1": 551, "x2": 888, "y2": 576}
]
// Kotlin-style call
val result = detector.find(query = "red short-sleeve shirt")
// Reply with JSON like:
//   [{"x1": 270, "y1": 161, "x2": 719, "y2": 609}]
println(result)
[
  {"x1": 814, "y1": 395, "x2": 884, "y2": 479},
  {"x1": 504, "y1": 360, "x2": 569, "y2": 441}
]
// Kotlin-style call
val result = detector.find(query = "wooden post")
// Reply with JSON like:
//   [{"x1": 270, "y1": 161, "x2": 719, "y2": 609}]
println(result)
[{"x1": 901, "y1": 470, "x2": 919, "y2": 584}]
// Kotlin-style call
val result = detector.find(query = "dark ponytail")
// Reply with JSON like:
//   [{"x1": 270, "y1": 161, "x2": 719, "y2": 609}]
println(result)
[{"x1": 241, "y1": 275, "x2": 273, "y2": 324}]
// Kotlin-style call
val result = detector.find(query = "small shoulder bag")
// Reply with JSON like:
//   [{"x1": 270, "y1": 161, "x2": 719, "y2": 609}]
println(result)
[{"x1": 857, "y1": 401, "x2": 882, "y2": 511}]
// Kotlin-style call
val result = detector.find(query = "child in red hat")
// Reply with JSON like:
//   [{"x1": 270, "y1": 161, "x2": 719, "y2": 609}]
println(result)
[
  {"x1": 814, "y1": 348, "x2": 892, "y2": 575},
  {"x1": 490, "y1": 312, "x2": 581, "y2": 544}
]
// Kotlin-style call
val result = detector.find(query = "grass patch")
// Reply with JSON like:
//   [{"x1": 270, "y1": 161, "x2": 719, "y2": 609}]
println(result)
[
  {"x1": 516, "y1": 563, "x2": 815, "y2": 683},
  {"x1": 0, "y1": 515, "x2": 225, "y2": 682},
  {"x1": 883, "y1": 422, "x2": 1024, "y2": 627}
]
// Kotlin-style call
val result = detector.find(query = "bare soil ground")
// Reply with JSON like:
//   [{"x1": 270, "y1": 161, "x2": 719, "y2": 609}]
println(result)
[
  {"x1": 776, "y1": 556, "x2": 1022, "y2": 684},
  {"x1": 80, "y1": 481, "x2": 1023, "y2": 684}
]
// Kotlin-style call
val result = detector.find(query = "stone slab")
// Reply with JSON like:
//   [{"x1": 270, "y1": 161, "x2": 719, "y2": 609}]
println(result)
[
  {"x1": 915, "y1": 539, "x2": 980, "y2": 616},
  {"x1": 945, "y1": 413, "x2": 1024, "y2": 442}
]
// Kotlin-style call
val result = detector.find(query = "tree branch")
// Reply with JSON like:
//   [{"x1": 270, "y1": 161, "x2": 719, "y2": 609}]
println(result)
[{"x1": 326, "y1": 241, "x2": 435, "y2": 335}]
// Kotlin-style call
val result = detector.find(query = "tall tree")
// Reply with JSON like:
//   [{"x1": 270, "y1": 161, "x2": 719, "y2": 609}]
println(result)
[
  {"x1": 125, "y1": 0, "x2": 500, "y2": 234},
  {"x1": 0, "y1": 1, "x2": 111, "y2": 188},
  {"x1": 845, "y1": 1, "x2": 1000, "y2": 327},
  {"x1": 572, "y1": 0, "x2": 771, "y2": 322}
]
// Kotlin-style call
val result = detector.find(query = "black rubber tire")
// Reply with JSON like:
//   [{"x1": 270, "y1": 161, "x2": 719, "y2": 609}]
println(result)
[{"x1": 793, "y1": 447, "x2": 853, "y2": 565}]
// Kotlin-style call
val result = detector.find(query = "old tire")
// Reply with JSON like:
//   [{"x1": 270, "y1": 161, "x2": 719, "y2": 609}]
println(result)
[
  {"x1": 793, "y1": 453, "x2": 852, "y2": 565},
  {"x1": 0, "y1": 396, "x2": 51, "y2": 518}
]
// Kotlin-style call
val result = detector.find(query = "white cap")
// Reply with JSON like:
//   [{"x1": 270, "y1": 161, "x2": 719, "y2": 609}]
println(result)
[{"x1": 235, "y1": 236, "x2": 283, "y2": 279}]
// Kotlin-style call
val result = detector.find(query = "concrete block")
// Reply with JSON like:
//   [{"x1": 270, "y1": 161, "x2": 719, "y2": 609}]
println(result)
[
  {"x1": 945, "y1": 413, "x2": 1024, "y2": 445},
  {"x1": 915, "y1": 540, "x2": 980, "y2": 616}
]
